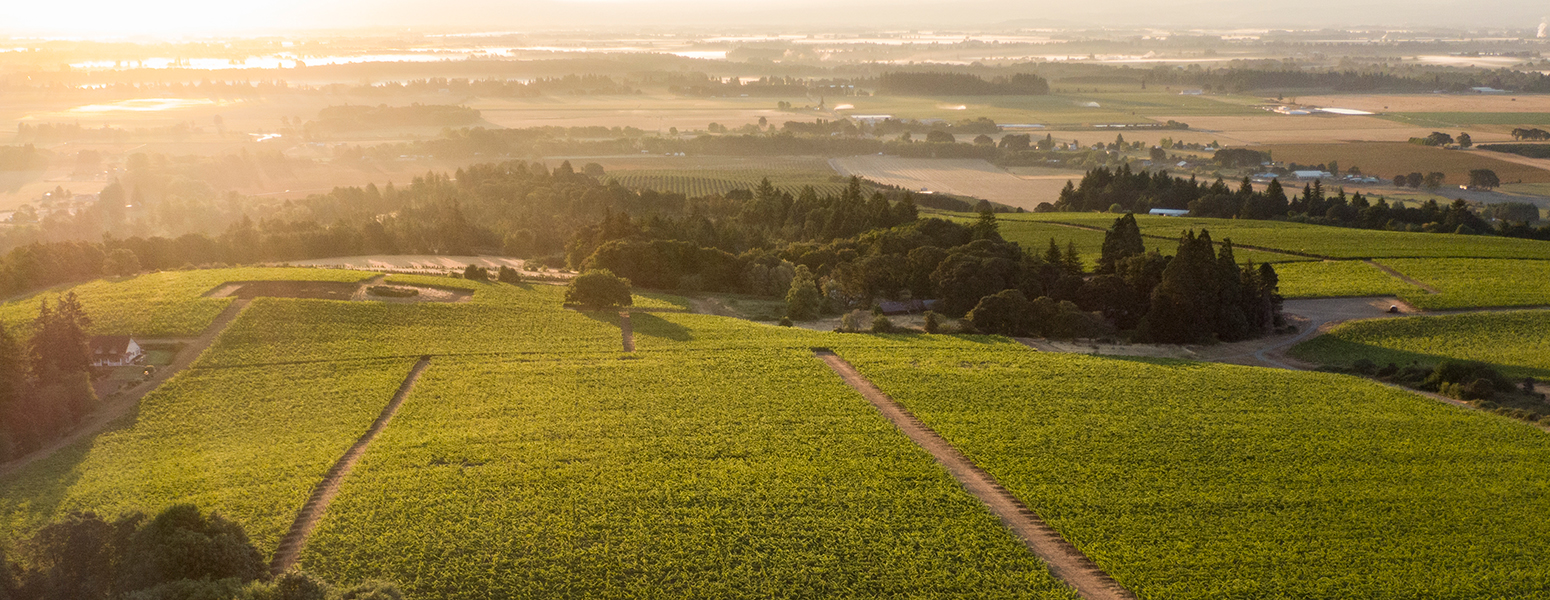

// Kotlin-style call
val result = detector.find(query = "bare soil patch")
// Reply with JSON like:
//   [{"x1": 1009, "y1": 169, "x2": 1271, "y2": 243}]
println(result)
[
  {"x1": 1293, "y1": 94, "x2": 1550, "y2": 114},
  {"x1": 831, "y1": 156, "x2": 1058, "y2": 209}
]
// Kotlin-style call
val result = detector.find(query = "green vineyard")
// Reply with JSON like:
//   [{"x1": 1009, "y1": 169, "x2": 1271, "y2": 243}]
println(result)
[{"x1": 606, "y1": 169, "x2": 852, "y2": 197}]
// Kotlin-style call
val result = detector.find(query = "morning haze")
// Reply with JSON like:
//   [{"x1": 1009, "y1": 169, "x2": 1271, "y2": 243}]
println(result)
[{"x1": 1, "y1": 1, "x2": 1549, "y2": 599}]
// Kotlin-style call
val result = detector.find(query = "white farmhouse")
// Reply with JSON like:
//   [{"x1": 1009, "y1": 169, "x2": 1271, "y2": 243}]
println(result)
[{"x1": 90, "y1": 336, "x2": 143, "y2": 367}]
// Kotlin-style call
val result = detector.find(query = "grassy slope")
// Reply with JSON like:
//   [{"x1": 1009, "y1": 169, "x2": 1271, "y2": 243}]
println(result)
[
  {"x1": 1290, "y1": 310, "x2": 1550, "y2": 378},
  {"x1": 1274, "y1": 260, "x2": 1423, "y2": 298},
  {"x1": 0, "y1": 359, "x2": 418, "y2": 553},
  {"x1": 301, "y1": 351, "x2": 1078, "y2": 599},
  {"x1": 0, "y1": 268, "x2": 374, "y2": 337},
  {"x1": 198, "y1": 294, "x2": 626, "y2": 366},
  {"x1": 840, "y1": 346, "x2": 1550, "y2": 600},
  {"x1": 1382, "y1": 258, "x2": 1550, "y2": 309}
]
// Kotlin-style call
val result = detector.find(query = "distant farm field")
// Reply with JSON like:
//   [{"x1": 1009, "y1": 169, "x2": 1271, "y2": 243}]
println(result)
[
  {"x1": 1383, "y1": 112, "x2": 1550, "y2": 127},
  {"x1": 607, "y1": 169, "x2": 847, "y2": 197},
  {"x1": 1294, "y1": 94, "x2": 1550, "y2": 114},
  {"x1": 833, "y1": 156, "x2": 1061, "y2": 209},
  {"x1": 1165, "y1": 115, "x2": 1513, "y2": 145},
  {"x1": 1290, "y1": 310, "x2": 1550, "y2": 378},
  {"x1": 995, "y1": 212, "x2": 1550, "y2": 260},
  {"x1": 1257, "y1": 142, "x2": 1550, "y2": 183},
  {"x1": 840, "y1": 346, "x2": 1550, "y2": 600}
]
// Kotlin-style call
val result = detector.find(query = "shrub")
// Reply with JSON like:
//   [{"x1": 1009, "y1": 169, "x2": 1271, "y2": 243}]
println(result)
[
  {"x1": 1461, "y1": 378, "x2": 1498, "y2": 401},
  {"x1": 105, "y1": 248, "x2": 141, "y2": 277},
  {"x1": 564, "y1": 270, "x2": 633, "y2": 309},
  {"x1": 965, "y1": 290, "x2": 1034, "y2": 337},
  {"x1": 338, "y1": 580, "x2": 406, "y2": 600},
  {"x1": 462, "y1": 265, "x2": 490, "y2": 281},
  {"x1": 1376, "y1": 363, "x2": 1399, "y2": 378},
  {"x1": 1352, "y1": 359, "x2": 1377, "y2": 375},
  {"x1": 784, "y1": 266, "x2": 822, "y2": 321},
  {"x1": 778, "y1": 316, "x2": 793, "y2": 327},
  {"x1": 497, "y1": 266, "x2": 522, "y2": 284},
  {"x1": 871, "y1": 314, "x2": 895, "y2": 333},
  {"x1": 1425, "y1": 360, "x2": 1508, "y2": 392},
  {"x1": 269, "y1": 570, "x2": 330, "y2": 600},
  {"x1": 923, "y1": 310, "x2": 942, "y2": 334},
  {"x1": 839, "y1": 310, "x2": 868, "y2": 333}
]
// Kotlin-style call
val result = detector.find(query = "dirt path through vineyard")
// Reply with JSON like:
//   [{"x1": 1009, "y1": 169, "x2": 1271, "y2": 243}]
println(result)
[
  {"x1": 269, "y1": 356, "x2": 432, "y2": 574},
  {"x1": 815, "y1": 349, "x2": 1136, "y2": 600}
]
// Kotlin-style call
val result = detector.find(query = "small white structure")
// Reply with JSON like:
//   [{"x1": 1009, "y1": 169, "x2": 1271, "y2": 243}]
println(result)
[
  {"x1": 90, "y1": 336, "x2": 143, "y2": 367},
  {"x1": 1471, "y1": 87, "x2": 1506, "y2": 94},
  {"x1": 1293, "y1": 170, "x2": 1334, "y2": 180},
  {"x1": 1149, "y1": 208, "x2": 1190, "y2": 217}
]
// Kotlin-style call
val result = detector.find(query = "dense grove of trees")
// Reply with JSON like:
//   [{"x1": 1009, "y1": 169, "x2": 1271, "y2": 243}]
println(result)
[
  {"x1": 0, "y1": 504, "x2": 403, "y2": 599},
  {"x1": 1055, "y1": 165, "x2": 1550, "y2": 239},
  {"x1": 876, "y1": 72, "x2": 1050, "y2": 95},
  {"x1": 0, "y1": 145, "x2": 47, "y2": 171},
  {"x1": 1, "y1": 294, "x2": 97, "y2": 462}
]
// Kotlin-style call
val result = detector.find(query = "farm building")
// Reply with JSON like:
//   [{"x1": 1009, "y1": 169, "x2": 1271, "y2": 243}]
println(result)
[
  {"x1": 1149, "y1": 208, "x2": 1190, "y2": 217},
  {"x1": 90, "y1": 336, "x2": 143, "y2": 367},
  {"x1": 1293, "y1": 170, "x2": 1335, "y2": 180}
]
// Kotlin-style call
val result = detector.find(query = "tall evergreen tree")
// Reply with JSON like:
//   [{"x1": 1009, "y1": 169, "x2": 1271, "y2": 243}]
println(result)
[
  {"x1": 1139, "y1": 230, "x2": 1222, "y2": 343},
  {"x1": 1099, "y1": 213, "x2": 1145, "y2": 273},
  {"x1": 31, "y1": 292, "x2": 93, "y2": 381},
  {"x1": 1214, "y1": 240, "x2": 1251, "y2": 341}
]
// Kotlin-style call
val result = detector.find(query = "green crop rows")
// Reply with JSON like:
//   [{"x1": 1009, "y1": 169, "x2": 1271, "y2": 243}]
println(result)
[
  {"x1": 299, "y1": 351, "x2": 1078, "y2": 599},
  {"x1": 839, "y1": 346, "x2": 1550, "y2": 599},
  {"x1": 0, "y1": 267, "x2": 373, "y2": 337},
  {"x1": 0, "y1": 359, "x2": 418, "y2": 553},
  {"x1": 1273, "y1": 260, "x2": 1423, "y2": 298},
  {"x1": 1290, "y1": 310, "x2": 1550, "y2": 378},
  {"x1": 607, "y1": 170, "x2": 848, "y2": 198},
  {"x1": 198, "y1": 295, "x2": 625, "y2": 366},
  {"x1": 1380, "y1": 259, "x2": 1550, "y2": 310}
]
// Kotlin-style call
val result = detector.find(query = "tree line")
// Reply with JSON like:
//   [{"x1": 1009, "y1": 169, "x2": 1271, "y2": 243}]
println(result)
[
  {"x1": 1, "y1": 293, "x2": 97, "y2": 462},
  {"x1": 1054, "y1": 165, "x2": 1550, "y2": 239}
]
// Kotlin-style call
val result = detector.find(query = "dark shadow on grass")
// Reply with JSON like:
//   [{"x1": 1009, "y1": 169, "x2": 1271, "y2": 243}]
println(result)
[
  {"x1": 0, "y1": 401, "x2": 144, "y2": 534},
  {"x1": 630, "y1": 312, "x2": 693, "y2": 342},
  {"x1": 1291, "y1": 336, "x2": 1550, "y2": 380},
  {"x1": 577, "y1": 310, "x2": 624, "y2": 328}
]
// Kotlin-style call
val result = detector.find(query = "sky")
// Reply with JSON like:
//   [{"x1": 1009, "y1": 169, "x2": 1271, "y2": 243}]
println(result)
[{"x1": 2, "y1": 0, "x2": 1547, "y2": 38}]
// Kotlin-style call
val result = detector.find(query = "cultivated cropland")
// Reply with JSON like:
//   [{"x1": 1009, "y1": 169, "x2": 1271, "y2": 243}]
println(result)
[{"x1": 3, "y1": 11, "x2": 1550, "y2": 600}]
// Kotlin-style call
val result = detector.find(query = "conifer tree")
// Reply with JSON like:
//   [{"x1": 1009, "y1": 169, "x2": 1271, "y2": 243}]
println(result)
[{"x1": 1099, "y1": 213, "x2": 1145, "y2": 273}]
